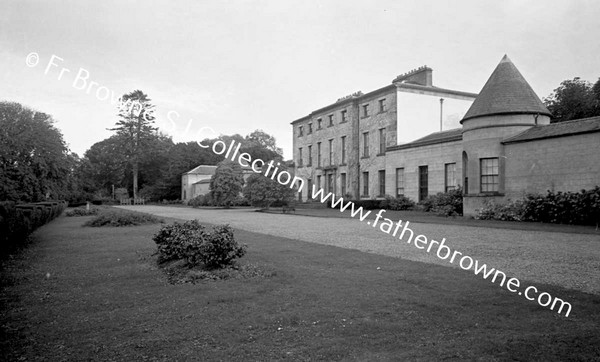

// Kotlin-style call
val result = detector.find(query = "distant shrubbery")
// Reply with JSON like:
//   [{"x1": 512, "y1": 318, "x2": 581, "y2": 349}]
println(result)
[
  {"x1": 160, "y1": 199, "x2": 183, "y2": 205},
  {"x1": 188, "y1": 194, "x2": 213, "y2": 207},
  {"x1": 476, "y1": 187, "x2": 600, "y2": 226},
  {"x1": 153, "y1": 220, "x2": 246, "y2": 269},
  {"x1": 83, "y1": 209, "x2": 163, "y2": 227},
  {"x1": 351, "y1": 199, "x2": 383, "y2": 210},
  {"x1": 383, "y1": 195, "x2": 416, "y2": 211},
  {"x1": 188, "y1": 193, "x2": 249, "y2": 208},
  {"x1": 0, "y1": 200, "x2": 67, "y2": 256},
  {"x1": 419, "y1": 187, "x2": 463, "y2": 216},
  {"x1": 66, "y1": 206, "x2": 101, "y2": 217},
  {"x1": 327, "y1": 195, "x2": 415, "y2": 211}
]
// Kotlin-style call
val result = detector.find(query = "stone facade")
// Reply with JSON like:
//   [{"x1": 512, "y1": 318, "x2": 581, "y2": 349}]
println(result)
[
  {"x1": 291, "y1": 66, "x2": 475, "y2": 201},
  {"x1": 290, "y1": 55, "x2": 600, "y2": 217},
  {"x1": 292, "y1": 85, "x2": 398, "y2": 200}
]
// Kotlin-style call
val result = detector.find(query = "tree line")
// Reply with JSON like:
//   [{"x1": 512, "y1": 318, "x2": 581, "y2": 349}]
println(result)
[{"x1": 0, "y1": 90, "x2": 286, "y2": 204}]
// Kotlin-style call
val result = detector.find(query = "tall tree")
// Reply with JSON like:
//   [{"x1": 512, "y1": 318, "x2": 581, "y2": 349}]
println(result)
[
  {"x1": 0, "y1": 101, "x2": 72, "y2": 201},
  {"x1": 81, "y1": 135, "x2": 129, "y2": 193},
  {"x1": 243, "y1": 163, "x2": 296, "y2": 209},
  {"x1": 543, "y1": 77, "x2": 600, "y2": 123},
  {"x1": 244, "y1": 129, "x2": 283, "y2": 161},
  {"x1": 110, "y1": 90, "x2": 158, "y2": 199}
]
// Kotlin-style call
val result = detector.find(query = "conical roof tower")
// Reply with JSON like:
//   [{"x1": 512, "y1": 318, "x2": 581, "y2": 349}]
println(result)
[{"x1": 461, "y1": 55, "x2": 552, "y2": 122}]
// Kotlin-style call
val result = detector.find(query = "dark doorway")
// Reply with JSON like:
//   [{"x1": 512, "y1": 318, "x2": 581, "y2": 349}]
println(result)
[
  {"x1": 419, "y1": 166, "x2": 428, "y2": 202},
  {"x1": 462, "y1": 151, "x2": 469, "y2": 194}
]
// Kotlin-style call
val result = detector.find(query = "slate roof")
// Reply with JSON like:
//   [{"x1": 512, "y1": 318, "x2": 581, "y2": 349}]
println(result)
[
  {"x1": 502, "y1": 116, "x2": 600, "y2": 144},
  {"x1": 184, "y1": 165, "x2": 217, "y2": 175},
  {"x1": 387, "y1": 128, "x2": 463, "y2": 151},
  {"x1": 462, "y1": 55, "x2": 552, "y2": 122}
]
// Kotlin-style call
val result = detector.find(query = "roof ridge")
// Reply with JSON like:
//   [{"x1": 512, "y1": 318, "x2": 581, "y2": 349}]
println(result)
[{"x1": 552, "y1": 115, "x2": 600, "y2": 124}]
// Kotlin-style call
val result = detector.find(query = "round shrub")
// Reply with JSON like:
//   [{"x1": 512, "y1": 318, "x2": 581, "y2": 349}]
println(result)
[
  {"x1": 198, "y1": 225, "x2": 246, "y2": 269},
  {"x1": 153, "y1": 220, "x2": 246, "y2": 269}
]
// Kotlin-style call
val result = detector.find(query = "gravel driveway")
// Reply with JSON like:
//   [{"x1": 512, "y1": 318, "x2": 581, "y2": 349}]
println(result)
[{"x1": 118, "y1": 206, "x2": 600, "y2": 295}]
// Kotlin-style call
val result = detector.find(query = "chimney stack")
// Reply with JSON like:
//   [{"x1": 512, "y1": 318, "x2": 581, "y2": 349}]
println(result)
[{"x1": 392, "y1": 65, "x2": 433, "y2": 86}]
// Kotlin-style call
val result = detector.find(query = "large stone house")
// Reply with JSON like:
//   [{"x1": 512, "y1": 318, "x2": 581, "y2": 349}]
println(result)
[{"x1": 291, "y1": 55, "x2": 600, "y2": 215}]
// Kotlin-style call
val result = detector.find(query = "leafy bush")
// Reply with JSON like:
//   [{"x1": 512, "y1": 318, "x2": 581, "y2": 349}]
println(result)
[
  {"x1": 230, "y1": 195, "x2": 250, "y2": 207},
  {"x1": 419, "y1": 187, "x2": 463, "y2": 216},
  {"x1": 153, "y1": 220, "x2": 246, "y2": 269},
  {"x1": 189, "y1": 193, "x2": 215, "y2": 207},
  {"x1": 84, "y1": 209, "x2": 163, "y2": 227},
  {"x1": 210, "y1": 162, "x2": 245, "y2": 207},
  {"x1": 384, "y1": 195, "x2": 416, "y2": 211},
  {"x1": 475, "y1": 199, "x2": 526, "y2": 221},
  {"x1": 65, "y1": 206, "x2": 100, "y2": 217},
  {"x1": 153, "y1": 220, "x2": 206, "y2": 262},
  {"x1": 475, "y1": 187, "x2": 600, "y2": 225},
  {"x1": 243, "y1": 170, "x2": 296, "y2": 209},
  {"x1": 197, "y1": 225, "x2": 246, "y2": 269}
]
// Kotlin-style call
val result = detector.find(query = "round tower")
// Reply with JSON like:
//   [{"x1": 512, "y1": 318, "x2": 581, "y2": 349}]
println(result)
[{"x1": 460, "y1": 55, "x2": 552, "y2": 213}]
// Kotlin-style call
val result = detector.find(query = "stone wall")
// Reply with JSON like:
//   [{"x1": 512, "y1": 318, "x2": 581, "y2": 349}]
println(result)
[{"x1": 504, "y1": 132, "x2": 600, "y2": 198}]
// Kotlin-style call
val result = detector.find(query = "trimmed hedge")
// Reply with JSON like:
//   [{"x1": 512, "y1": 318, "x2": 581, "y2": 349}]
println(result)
[{"x1": 0, "y1": 200, "x2": 67, "y2": 256}]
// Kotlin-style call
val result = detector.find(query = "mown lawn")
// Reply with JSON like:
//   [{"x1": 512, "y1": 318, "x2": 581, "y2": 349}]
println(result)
[{"x1": 1, "y1": 215, "x2": 599, "y2": 361}]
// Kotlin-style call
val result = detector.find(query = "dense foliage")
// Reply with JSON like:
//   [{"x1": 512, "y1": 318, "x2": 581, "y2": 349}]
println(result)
[
  {"x1": 83, "y1": 209, "x2": 163, "y2": 227},
  {"x1": 243, "y1": 164, "x2": 296, "y2": 209},
  {"x1": 543, "y1": 77, "x2": 600, "y2": 123},
  {"x1": 0, "y1": 102, "x2": 76, "y2": 202},
  {"x1": 80, "y1": 130, "x2": 285, "y2": 203},
  {"x1": 188, "y1": 193, "x2": 249, "y2": 208},
  {"x1": 65, "y1": 206, "x2": 100, "y2": 217},
  {"x1": 328, "y1": 195, "x2": 416, "y2": 211},
  {"x1": 0, "y1": 201, "x2": 67, "y2": 256},
  {"x1": 419, "y1": 187, "x2": 463, "y2": 216},
  {"x1": 153, "y1": 220, "x2": 246, "y2": 269},
  {"x1": 209, "y1": 161, "x2": 245, "y2": 207},
  {"x1": 476, "y1": 187, "x2": 600, "y2": 226},
  {"x1": 382, "y1": 195, "x2": 416, "y2": 211}
]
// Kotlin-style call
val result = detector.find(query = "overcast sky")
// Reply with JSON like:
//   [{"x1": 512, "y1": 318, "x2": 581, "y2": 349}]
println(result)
[{"x1": 1, "y1": 0, "x2": 598, "y2": 159}]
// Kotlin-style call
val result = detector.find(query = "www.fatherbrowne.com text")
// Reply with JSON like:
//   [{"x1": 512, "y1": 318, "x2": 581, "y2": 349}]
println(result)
[{"x1": 199, "y1": 133, "x2": 572, "y2": 317}]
